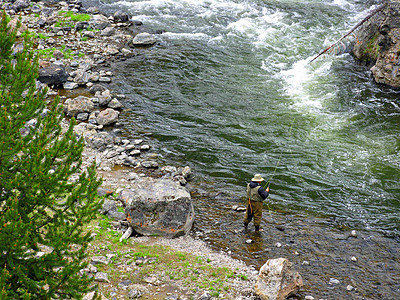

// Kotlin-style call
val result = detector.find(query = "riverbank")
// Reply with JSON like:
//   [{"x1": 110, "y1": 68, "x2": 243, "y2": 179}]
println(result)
[{"x1": 1, "y1": 1, "x2": 262, "y2": 299}]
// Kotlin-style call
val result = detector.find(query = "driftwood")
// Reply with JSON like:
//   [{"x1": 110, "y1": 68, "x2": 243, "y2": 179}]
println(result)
[{"x1": 310, "y1": 1, "x2": 389, "y2": 62}]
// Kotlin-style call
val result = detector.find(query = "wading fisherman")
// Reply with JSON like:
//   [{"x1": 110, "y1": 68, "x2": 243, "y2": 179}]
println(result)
[{"x1": 244, "y1": 174, "x2": 270, "y2": 232}]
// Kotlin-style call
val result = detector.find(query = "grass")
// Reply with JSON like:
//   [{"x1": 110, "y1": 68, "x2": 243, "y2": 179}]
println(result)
[
  {"x1": 85, "y1": 214, "x2": 250, "y2": 299},
  {"x1": 55, "y1": 11, "x2": 91, "y2": 28}
]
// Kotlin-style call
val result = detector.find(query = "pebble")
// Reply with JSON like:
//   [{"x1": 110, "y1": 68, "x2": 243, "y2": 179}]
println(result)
[
  {"x1": 245, "y1": 239, "x2": 253, "y2": 244},
  {"x1": 351, "y1": 256, "x2": 357, "y2": 262},
  {"x1": 350, "y1": 230, "x2": 357, "y2": 238},
  {"x1": 305, "y1": 296, "x2": 314, "y2": 300},
  {"x1": 329, "y1": 278, "x2": 340, "y2": 285},
  {"x1": 94, "y1": 272, "x2": 109, "y2": 282},
  {"x1": 346, "y1": 285, "x2": 354, "y2": 291},
  {"x1": 275, "y1": 242, "x2": 282, "y2": 248},
  {"x1": 301, "y1": 261, "x2": 310, "y2": 266}
]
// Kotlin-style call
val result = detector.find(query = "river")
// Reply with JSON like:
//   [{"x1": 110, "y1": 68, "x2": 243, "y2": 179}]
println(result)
[{"x1": 85, "y1": 0, "x2": 399, "y2": 298}]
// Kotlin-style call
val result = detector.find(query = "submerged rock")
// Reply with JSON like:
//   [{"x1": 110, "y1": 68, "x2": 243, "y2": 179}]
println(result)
[{"x1": 118, "y1": 178, "x2": 195, "y2": 238}]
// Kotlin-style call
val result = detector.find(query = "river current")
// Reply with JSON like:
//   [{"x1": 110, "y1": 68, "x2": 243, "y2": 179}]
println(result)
[{"x1": 85, "y1": 0, "x2": 399, "y2": 298}]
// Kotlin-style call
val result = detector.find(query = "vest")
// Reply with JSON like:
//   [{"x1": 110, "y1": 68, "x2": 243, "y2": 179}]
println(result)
[{"x1": 247, "y1": 184, "x2": 264, "y2": 202}]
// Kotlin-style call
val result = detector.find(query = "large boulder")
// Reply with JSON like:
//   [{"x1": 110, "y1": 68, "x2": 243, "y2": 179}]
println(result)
[
  {"x1": 118, "y1": 178, "x2": 195, "y2": 238},
  {"x1": 352, "y1": 1, "x2": 400, "y2": 87},
  {"x1": 255, "y1": 258, "x2": 303, "y2": 300},
  {"x1": 38, "y1": 64, "x2": 68, "y2": 86}
]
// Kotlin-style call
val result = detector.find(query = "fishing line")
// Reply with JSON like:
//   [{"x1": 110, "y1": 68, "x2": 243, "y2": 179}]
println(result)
[{"x1": 263, "y1": 117, "x2": 296, "y2": 190}]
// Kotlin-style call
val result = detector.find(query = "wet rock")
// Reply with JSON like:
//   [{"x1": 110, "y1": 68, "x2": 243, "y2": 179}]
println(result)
[
  {"x1": 38, "y1": 64, "x2": 68, "y2": 85},
  {"x1": 255, "y1": 257, "x2": 303, "y2": 300},
  {"x1": 108, "y1": 98, "x2": 123, "y2": 109},
  {"x1": 90, "y1": 83, "x2": 107, "y2": 94},
  {"x1": 97, "y1": 108, "x2": 119, "y2": 126},
  {"x1": 114, "y1": 10, "x2": 130, "y2": 23},
  {"x1": 352, "y1": 1, "x2": 400, "y2": 87},
  {"x1": 347, "y1": 285, "x2": 355, "y2": 291},
  {"x1": 119, "y1": 177, "x2": 195, "y2": 238},
  {"x1": 132, "y1": 33, "x2": 157, "y2": 46},
  {"x1": 64, "y1": 96, "x2": 94, "y2": 117}
]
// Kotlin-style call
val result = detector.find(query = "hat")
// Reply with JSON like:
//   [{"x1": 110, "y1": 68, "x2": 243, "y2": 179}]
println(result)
[{"x1": 251, "y1": 174, "x2": 264, "y2": 182}]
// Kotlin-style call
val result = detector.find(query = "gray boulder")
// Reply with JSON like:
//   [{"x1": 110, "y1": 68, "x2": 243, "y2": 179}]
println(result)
[
  {"x1": 101, "y1": 27, "x2": 116, "y2": 37},
  {"x1": 97, "y1": 108, "x2": 119, "y2": 126},
  {"x1": 38, "y1": 64, "x2": 68, "y2": 85},
  {"x1": 89, "y1": 14, "x2": 111, "y2": 30},
  {"x1": 85, "y1": 132, "x2": 114, "y2": 151},
  {"x1": 255, "y1": 258, "x2": 303, "y2": 300},
  {"x1": 118, "y1": 178, "x2": 195, "y2": 238},
  {"x1": 64, "y1": 96, "x2": 94, "y2": 117},
  {"x1": 132, "y1": 33, "x2": 156, "y2": 46},
  {"x1": 114, "y1": 10, "x2": 130, "y2": 23}
]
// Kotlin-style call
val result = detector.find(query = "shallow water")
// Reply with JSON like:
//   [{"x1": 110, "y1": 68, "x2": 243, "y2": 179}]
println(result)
[{"x1": 84, "y1": 0, "x2": 400, "y2": 297}]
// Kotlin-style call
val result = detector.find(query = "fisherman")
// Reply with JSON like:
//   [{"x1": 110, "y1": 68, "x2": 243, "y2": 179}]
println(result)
[{"x1": 244, "y1": 174, "x2": 270, "y2": 232}]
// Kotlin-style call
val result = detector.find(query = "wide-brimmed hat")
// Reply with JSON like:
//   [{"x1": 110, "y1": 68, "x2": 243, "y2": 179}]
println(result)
[{"x1": 251, "y1": 174, "x2": 264, "y2": 182}]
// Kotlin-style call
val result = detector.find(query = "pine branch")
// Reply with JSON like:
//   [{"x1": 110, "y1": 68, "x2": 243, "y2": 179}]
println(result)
[{"x1": 310, "y1": 1, "x2": 389, "y2": 62}]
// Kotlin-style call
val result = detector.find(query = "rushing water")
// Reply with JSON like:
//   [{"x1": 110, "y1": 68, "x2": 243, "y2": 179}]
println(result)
[{"x1": 85, "y1": 0, "x2": 400, "y2": 298}]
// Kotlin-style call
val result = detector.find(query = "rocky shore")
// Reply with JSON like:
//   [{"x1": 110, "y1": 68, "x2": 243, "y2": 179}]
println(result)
[{"x1": 1, "y1": 1, "x2": 293, "y2": 299}]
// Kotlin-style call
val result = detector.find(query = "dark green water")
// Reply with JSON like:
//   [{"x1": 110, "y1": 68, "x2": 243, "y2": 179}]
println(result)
[{"x1": 88, "y1": 0, "x2": 400, "y2": 297}]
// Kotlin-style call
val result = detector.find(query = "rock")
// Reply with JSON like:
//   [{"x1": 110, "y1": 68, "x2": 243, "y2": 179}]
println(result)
[
  {"x1": 127, "y1": 289, "x2": 142, "y2": 299},
  {"x1": 141, "y1": 161, "x2": 159, "y2": 168},
  {"x1": 74, "y1": 70, "x2": 91, "y2": 85},
  {"x1": 275, "y1": 242, "x2": 282, "y2": 248},
  {"x1": 99, "y1": 76, "x2": 112, "y2": 83},
  {"x1": 347, "y1": 285, "x2": 354, "y2": 291},
  {"x1": 132, "y1": 33, "x2": 157, "y2": 46},
  {"x1": 85, "y1": 132, "x2": 114, "y2": 151},
  {"x1": 114, "y1": 10, "x2": 130, "y2": 23},
  {"x1": 118, "y1": 177, "x2": 195, "y2": 238},
  {"x1": 352, "y1": 1, "x2": 400, "y2": 87},
  {"x1": 76, "y1": 113, "x2": 89, "y2": 121},
  {"x1": 91, "y1": 256, "x2": 111, "y2": 265},
  {"x1": 13, "y1": 0, "x2": 30, "y2": 11},
  {"x1": 38, "y1": 64, "x2": 68, "y2": 85},
  {"x1": 329, "y1": 278, "x2": 340, "y2": 285},
  {"x1": 82, "y1": 30, "x2": 95, "y2": 38},
  {"x1": 101, "y1": 27, "x2": 116, "y2": 36},
  {"x1": 255, "y1": 257, "x2": 303, "y2": 300},
  {"x1": 90, "y1": 83, "x2": 106, "y2": 94},
  {"x1": 52, "y1": 50, "x2": 64, "y2": 59},
  {"x1": 64, "y1": 96, "x2": 94, "y2": 117},
  {"x1": 89, "y1": 14, "x2": 111, "y2": 30},
  {"x1": 351, "y1": 256, "x2": 357, "y2": 262},
  {"x1": 350, "y1": 230, "x2": 357, "y2": 238},
  {"x1": 108, "y1": 98, "x2": 123, "y2": 109},
  {"x1": 305, "y1": 296, "x2": 314, "y2": 300},
  {"x1": 63, "y1": 81, "x2": 79, "y2": 90},
  {"x1": 195, "y1": 291, "x2": 211, "y2": 300},
  {"x1": 246, "y1": 239, "x2": 253, "y2": 244},
  {"x1": 95, "y1": 272, "x2": 109, "y2": 282},
  {"x1": 75, "y1": 21, "x2": 90, "y2": 31},
  {"x1": 96, "y1": 108, "x2": 119, "y2": 126}
]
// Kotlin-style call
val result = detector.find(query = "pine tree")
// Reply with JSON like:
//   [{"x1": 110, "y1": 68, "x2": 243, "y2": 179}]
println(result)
[{"x1": 0, "y1": 11, "x2": 103, "y2": 299}]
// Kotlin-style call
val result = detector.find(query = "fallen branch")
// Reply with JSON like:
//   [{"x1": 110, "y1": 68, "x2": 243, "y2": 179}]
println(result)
[{"x1": 310, "y1": 1, "x2": 388, "y2": 63}]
